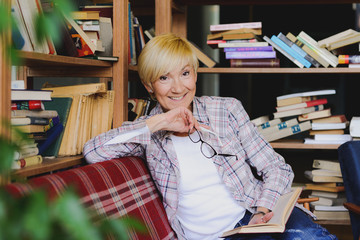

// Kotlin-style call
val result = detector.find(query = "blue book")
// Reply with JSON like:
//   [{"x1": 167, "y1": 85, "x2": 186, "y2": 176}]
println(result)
[
  {"x1": 38, "y1": 123, "x2": 64, "y2": 155},
  {"x1": 271, "y1": 35, "x2": 311, "y2": 68}
]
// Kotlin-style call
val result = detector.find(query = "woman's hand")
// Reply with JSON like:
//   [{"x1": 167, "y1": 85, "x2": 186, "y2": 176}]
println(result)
[
  {"x1": 248, "y1": 208, "x2": 274, "y2": 225},
  {"x1": 146, "y1": 107, "x2": 200, "y2": 133}
]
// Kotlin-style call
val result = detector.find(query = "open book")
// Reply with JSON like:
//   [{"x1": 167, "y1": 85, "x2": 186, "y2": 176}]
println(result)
[{"x1": 221, "y1": 187, "x2": 302, "y2": 237}]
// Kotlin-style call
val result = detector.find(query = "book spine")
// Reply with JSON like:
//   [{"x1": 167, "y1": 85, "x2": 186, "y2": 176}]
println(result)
[
  {"x1": 210, "y1": 21, "x2": 262, "y2": 32},
  {"x1": 297, "y1": 32, "x2": 338, "y2": 67},
  {"x1": 260, "y1": 118, "x2": 299, "y2": 136},
  {"x1": 225, "y1": 51, "x2": 276, "y2": 59},
  {"x1": 15, "y1": 155, "x2": 43, "y2": 168},
  {"x1": 338, "y1": 55, "x2": 360, "y2": 64},
  {"x1": 11, "y1": 100, "x2": 43, "y2": 110},
  {"x1": 277, "y1": 32, "x2": 320, "y2": 68},
  {"x1": 218, "y1": 42, "x2": 269, "y2": 48},
  {"x1": 230, "y1": 58, "x2": 280, "y2": 68},
  {"x1": 264, "y1": 121, "x2": 311, "y2": 142},
  {"x1": 263, "y1": 36, "x2": 304, "y2": 68},
  {"x1": 286, "y1": 32, "x2": 329, "y2": 68},
  {"x1": 223, "y1": 46, "x2": 274, "y2": 52},
  {"x1": 271, "y1": 35, "x2": 311, "y2": 68}
]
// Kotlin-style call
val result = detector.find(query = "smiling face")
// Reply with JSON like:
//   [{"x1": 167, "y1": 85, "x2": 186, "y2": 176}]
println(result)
[
  {"x1": 147, "y1": 64, "x2": 197, "y2": 112},
  {"x1": 137, "y1": 33, "x2": 199, "y2": 112}
]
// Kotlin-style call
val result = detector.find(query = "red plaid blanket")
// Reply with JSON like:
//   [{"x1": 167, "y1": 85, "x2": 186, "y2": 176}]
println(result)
[{"x1": 6, "y1": 156, "x2": 176, "y2": 240}]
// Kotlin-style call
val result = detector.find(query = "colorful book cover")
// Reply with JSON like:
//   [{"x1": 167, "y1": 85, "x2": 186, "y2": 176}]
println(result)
[
  {"x1": 225, "y1": 51, "x2": 276, "y2": 59},
  {"x1": 42, "y1": 97, "x2": 73, "y2": 157},
  {"x1": 271, "y1": 35, "x2": 311, "y2": 68}
]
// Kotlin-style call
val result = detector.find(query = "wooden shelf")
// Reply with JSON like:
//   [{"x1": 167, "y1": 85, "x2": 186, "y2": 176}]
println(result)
[
  {"x1": 17, "y1": 51, "x2": 112, "y2": 68},
  {"x1": 129, "y1": 65, "x2": 360, "y2": 74},
  {"x1": 13, "y1": 155, "x2": 84, "y2": 178},
  {"x1": 270, "y1": 139, "x2": 340, "y2": 149},
  {"x1": 177, "y1": 0, "x2": 360, "y2": 5},
  {"x1": 197, "y1": 67, "x2": 360, "y2": 74}
]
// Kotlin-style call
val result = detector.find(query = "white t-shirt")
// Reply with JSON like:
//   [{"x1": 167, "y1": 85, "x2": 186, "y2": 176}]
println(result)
[{"x1": 171, "y1": 134, "x2": 245, "y2": 240}]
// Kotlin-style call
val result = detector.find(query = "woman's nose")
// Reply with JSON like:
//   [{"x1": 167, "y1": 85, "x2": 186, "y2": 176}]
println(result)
[{"x1": 171, "y1": 78, "x2": 183, "y2": 92}]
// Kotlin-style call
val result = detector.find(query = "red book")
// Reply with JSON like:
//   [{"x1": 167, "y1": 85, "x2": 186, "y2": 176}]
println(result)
[
  {"x1": 230, "y1": 58, "x2": 280, "y2": 68},
  {"x1": 275, "y1": 98, "x2": 328, "y2": 112},
  {"x1": 11, "y1": 100, "x2": 43, "y2": 110}
]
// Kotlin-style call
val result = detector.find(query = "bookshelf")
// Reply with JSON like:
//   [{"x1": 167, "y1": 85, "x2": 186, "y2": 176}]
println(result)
[
  {"x1": 151, "y1": 0, "x2": 357, "y2": 235},
  {"x1": 0, "y1": 0, "x2": 129, "y2": 178}
]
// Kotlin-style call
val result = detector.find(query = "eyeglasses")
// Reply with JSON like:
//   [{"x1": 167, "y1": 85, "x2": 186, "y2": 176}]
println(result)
[{"x1": 188, "y1": 127, "x2": 238, "y2": 160}]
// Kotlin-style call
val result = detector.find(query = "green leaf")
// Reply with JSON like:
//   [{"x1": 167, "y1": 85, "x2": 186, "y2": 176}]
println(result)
[
  {"x1": 23, "y1": 191, "x2": 51, "y2": 240},
  {"x1": 53, "y1": 189, "x2": 102, "y2": 240}
]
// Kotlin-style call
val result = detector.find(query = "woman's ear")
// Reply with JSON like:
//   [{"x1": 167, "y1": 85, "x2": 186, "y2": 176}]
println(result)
[{"x1": 144, "y1": 84, "x2": 153, "y2": 94}]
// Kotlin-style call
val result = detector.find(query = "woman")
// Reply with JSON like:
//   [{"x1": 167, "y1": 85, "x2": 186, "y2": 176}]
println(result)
[{"x1": 83, "y1": 33, "x2": 337, "y2": 240}]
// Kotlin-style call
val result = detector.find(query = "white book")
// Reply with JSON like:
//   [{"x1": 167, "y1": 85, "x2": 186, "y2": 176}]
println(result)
[
  {"x1": 350, "y1": 116, "x2": 360, "y2": 137},
  {"x1": 313, "y1": 205, "x2": 348, "y2": 211},
  {"x1": 303, "y1": 138, "x2": 349, "y2": 145},
  {"x1": 276, "y1": 89, "x2": 336, "y2": 101},
  {"x1": 311, "y1": 122, "x2": 347, "y2": 130},
  {"x1": 210, "y1": 21, "x2": 262, "y2": 32},
  {"x1": 314, "y1": 134, "x2": 352, "y2": 141},
  {"x1": 318, "y1": 29, "x2": 360, "y2": 48},
  {"x1": 312, "y1": 159, "x2": 341, "y2": 172},
  {"x1": 297, "y1": 31, "x2": 338, "y2": 67},
  {"x1": 218, "y1": 42, "x2": 268, "y2": 48},
  {"x1": 251, "y1": 115, "x2": 270, "y2": 126}
]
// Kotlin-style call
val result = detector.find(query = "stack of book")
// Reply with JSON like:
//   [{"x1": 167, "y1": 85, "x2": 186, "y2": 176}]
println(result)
[
  {"x1": 318, "y1": 29, "x2": 360, "y2": 68},
  {"x1": 304, "y1": 114, "x2": 351, "y2": 145},
  {"x1": 263, "y1": 31, "x2": 339, "y2": 68},
  {"x1": 257, "y1": 89, "x2": 336, "y2": 142},
  {"x1": 207, "y1": 21, "x2": 280, "y2": 68},
  {"x1": 11, "y1": 88, "x2": 60, "y2": 169},
  {"x1": 304, "y1": 159, "x2": 350, "y2": 221},
  {"x1": 128, "y1": 98, "x2": 157, "y2": 121},
  {"x1": 72, "y1": 10, "x2": 105, "y2": 53},
  {"x1": 41, "y1": 83, "x2": 114, "y2": 156}
]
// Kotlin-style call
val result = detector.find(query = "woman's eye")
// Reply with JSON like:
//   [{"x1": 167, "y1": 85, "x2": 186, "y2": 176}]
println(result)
[
  {"x1": 159, "y1": 76, "x2": 167, "y2": 81},
  {"x1": 183, "y1": 71, "x2": 190, "y2": 76}
]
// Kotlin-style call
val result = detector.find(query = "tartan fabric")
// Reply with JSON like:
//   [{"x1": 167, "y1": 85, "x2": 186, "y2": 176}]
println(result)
[{"x1": 5, "y1": 157, "x2": 176, "y2": 240}]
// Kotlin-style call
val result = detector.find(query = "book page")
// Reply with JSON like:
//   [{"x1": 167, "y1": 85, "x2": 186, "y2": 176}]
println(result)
[{"x1": 221, "y1": 188, "x2": 302, "y2": 237}]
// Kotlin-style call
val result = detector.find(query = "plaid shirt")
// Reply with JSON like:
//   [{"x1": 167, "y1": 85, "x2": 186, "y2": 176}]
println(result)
[{"x1": 83, "y1": 96, "x2": 294, "y2": 239}]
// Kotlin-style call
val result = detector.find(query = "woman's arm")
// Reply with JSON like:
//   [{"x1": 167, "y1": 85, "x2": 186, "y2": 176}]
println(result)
[{"x1": 228, "y1": 98, "x2": 294, "y2": 210}]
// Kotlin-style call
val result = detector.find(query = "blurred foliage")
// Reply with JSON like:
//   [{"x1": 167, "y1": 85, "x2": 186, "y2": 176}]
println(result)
[{"x1": 0, "y1": 1, "x2": 147, "y2": 239}]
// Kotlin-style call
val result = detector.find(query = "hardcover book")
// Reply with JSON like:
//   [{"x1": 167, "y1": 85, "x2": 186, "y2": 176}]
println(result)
[
  {"x1": 210, "y1": 21, "x2": 262, "y2": 32},
  {"x1": 277, "y1": 32, "x2": 320, "y2": 68},
  {"x1": 286, "y1": 32, "x2": 329, "y2": 68},
  {"x1": 273, "y1": 105, "x2": 324, "y2": 119},
  {"x1": 11, "y1": 89, "x2": 52, "y2": 101},
  {"x1": 230, "y1": 58, "x2": 280, "y2": 68},
  {"x1": 275, "y1": 98, "x2": 327, "y2": 112},
  {"x1": 271, "y1": 35, "x2": 311, "y2": 68},
  {"x1": 225, "y1": 51, "x2": 276, "y2": 59},
  {"x1": 264, "y1": 121, "x2": 311, "y2": 142},
  {"x1": 42, "y1": 97, "x2": 73, "y2": 157},
  {"x1": 263, "y1": 35, "x2": 304, "y2": 68},
  {"x1": 297, "y1": 108, "x2": 331, "y2": 122},
  {"x1": 276, "y1": 89, "x2": 336, "y2": 101},
  {"x1": 221, "y1": 188, "x2": 302, "y2": 236}
]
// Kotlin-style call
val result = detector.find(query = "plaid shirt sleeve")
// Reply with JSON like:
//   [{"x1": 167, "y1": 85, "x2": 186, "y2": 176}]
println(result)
[
  {"x1": 83, "y1": 119, "x2": 151, "y2": 164},
  {"x1": 227, "y1": 98, "x2": 294, "y2": 210}
]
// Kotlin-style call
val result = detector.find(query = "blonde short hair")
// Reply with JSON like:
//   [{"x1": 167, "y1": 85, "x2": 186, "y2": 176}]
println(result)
[{"x1": 137, "y1": 33, "x2": 199, "y2": 91}]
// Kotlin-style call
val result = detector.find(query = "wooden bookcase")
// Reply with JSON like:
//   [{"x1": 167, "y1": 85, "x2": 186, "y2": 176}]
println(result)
[{"x1": 0, "y1": 0, "x2": 129, "y2": 178}]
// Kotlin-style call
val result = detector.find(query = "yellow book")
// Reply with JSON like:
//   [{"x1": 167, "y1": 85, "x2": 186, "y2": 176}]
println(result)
[
  {"x1": 221, "y1": 188, "x2": 302, "y2": 237},
  {"x1": 13, "y1": 155, "x2": 43, "y2": 169},
  {"x1": 71, "y1": 11, "x2": 100, "y2": 20},
  {"x1": 42, "y1": 83, "x2": 106, "y2": 96}
]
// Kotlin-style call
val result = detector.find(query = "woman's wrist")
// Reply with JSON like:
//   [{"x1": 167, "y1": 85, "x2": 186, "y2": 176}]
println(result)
[{"x1": 146, "y1": 114, "x2": 166, "y2": 133}]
